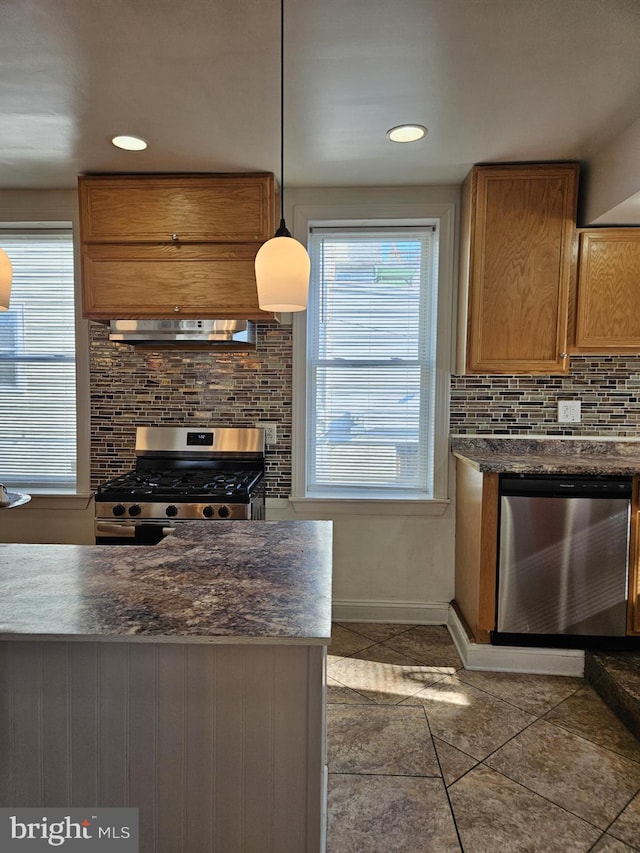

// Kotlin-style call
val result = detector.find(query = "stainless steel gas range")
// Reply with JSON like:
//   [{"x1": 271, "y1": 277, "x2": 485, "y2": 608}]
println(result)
[{"x1": 94, "y1": 426, "x2": 265, "y2": 544}]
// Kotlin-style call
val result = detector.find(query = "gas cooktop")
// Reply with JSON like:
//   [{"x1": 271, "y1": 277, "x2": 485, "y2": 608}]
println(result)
[{"x1": 96, "y1": 468, "x2": 264, "y2": 502}]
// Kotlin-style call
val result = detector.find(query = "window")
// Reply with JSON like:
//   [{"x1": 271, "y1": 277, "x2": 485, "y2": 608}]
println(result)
[
  {"x1": 0, "y1": 228, "x2": 77, "y2": 491},
  {"x1": 305, "y1": 224, "x2": 440, "y2": 499}
]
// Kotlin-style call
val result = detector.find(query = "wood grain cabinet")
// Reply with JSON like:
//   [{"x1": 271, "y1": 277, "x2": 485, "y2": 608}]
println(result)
[
  {"x1": 454, "y1": 462, "x2": 499, "y2": 643},
  {"x1": 629, "y1": 477, "x2": 640, "y2": 636},
  {"x1": 572, "y1": 229, "x2": 640, "y2": 353},
  {"x1": 78, "y1": 173, "x2": 275, "y2": 321},
  {"x1": 458, "y1": 163, "x2": 579, "y2": 375}
]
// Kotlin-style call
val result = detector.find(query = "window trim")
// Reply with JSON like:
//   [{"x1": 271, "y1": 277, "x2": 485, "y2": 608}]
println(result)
[
  {"x1": 290, "y1": 194, "x2": 456, "y2": 510},
  {"x1": 0, "y1": 191, "x2": 90, "y2": 498}
]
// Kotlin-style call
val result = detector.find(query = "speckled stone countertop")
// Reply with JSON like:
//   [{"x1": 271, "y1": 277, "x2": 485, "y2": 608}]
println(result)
[
  {"x1": 451, "y1": 436, "x2": 640, "y2": 475},
  {"x1": 0, "y1": 521, "x2": 332, "y2": 644}
]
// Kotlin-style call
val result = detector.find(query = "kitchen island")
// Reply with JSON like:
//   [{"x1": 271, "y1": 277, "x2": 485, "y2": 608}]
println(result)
[{"x1": 0, "y1": 520, "x2": 332, "y2": 853}]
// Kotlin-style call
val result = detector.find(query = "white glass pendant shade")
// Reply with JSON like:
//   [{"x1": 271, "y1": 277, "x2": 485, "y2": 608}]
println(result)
[
  {"x1": 255, "y1": 234, "x2": 310, "y2": 312},
  {"x1": 0, "y1": 248, "x2": 12, "y2": 311}
]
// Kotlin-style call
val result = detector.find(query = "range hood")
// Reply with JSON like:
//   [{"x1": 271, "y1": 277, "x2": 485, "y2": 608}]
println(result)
[{"x1": 108, "y1": 319, "x2": 256, "y2": 349}]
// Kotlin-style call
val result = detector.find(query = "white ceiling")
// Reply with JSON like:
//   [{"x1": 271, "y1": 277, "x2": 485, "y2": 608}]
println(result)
[{"x1": 2, "y1": 0, "x2": 640, "y2": 221}]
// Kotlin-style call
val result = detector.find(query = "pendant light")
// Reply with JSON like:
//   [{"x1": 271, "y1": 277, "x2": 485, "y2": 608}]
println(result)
[
  {"x1": 254, "y1": 0, "x2": 310, "y2": 312},
  {"x1": 0, "y1": 248, "x2": 12, "y2": 311}
]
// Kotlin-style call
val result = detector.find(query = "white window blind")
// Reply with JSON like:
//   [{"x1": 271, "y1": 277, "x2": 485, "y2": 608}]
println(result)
[
  {"x1": 0, "y1": 229, "x2": 77, "y2": 491},
  {"x1": 306, "y1": 225, "x2": 438, "y2": 498}
]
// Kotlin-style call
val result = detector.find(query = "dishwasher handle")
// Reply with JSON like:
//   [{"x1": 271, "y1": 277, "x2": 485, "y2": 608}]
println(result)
[{"x1": 499, "y1": 474, "x2": 632, "y2": 499}]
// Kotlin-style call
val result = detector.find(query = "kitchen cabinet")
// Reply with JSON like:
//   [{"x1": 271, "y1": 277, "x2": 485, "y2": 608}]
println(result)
[
  {"x1": 572, "y1": 228, "x2": 640, "y2": 353},
  {"x1": 454, "y1": 450, "x2": 640, "y2": 642},
  {"x1": 458, "y1": 163, "x2": 579, "y2": 375},
  {"x1": 78, "y1": 173, "x2": 275, "y2": 321},
  {"x1": 629, "y1": 479, "x2": 640, "y2": 635},
  {"x1": 454, "y1": 462, "x2": 498, "y2": 643}
]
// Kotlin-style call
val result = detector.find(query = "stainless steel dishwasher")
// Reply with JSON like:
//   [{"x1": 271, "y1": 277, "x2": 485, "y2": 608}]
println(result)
[{"x1": 496, "y1": 474, "x2": 631, "y2": 644}]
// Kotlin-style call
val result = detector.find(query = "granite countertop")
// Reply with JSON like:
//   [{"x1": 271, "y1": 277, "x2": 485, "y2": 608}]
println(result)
[
  {"x1": 451, "y1": 436, "x2": 640, "y2": 475},
  {"x1": 0, "y1": 520, "x2": 332, "y2": 644}
]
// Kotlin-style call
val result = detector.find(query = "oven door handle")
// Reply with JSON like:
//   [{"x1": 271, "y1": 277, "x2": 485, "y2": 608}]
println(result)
[
  {"x1": 95, "y1": 521, "x2": 177, "y2": 538},
  {"x1": 95, "y1": 521, "x2": 136, "y2": 538}
]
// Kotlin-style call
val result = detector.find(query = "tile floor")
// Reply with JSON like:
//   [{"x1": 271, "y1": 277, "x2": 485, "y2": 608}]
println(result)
[{"x1": 326, "y1": 622, "x2": 640, "y2": 853}]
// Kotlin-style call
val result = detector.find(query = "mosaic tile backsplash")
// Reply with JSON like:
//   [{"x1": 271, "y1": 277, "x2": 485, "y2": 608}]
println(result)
[
  {"x1": 91, "y1": 325, "x2": 640, "y2": 500},
  {"x1": 89, "y1": 321, "x2": 293, "y2": 497},
  {"x1": 450, "y1": 356, "x2": 640, "y2": 436}
]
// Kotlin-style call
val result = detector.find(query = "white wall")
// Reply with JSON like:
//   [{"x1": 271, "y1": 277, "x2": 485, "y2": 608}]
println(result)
[
  {"x1": 583, "y1": 115, "x2": 640, "y2": 225},
  {"x1": 0, "y1": 496, "x2": 95, "y2": 544},
  {"x1": 267, "y1": 492, "x2": 456, "y2": 625}
]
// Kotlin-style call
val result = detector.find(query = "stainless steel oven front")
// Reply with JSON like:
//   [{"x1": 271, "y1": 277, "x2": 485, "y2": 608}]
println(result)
[
  {"x1": 94, "y1": 426, "x2": 266, "y2": 545},
  {"x1": 95, "y1": 496, "x2": 265, "y2": 544}
]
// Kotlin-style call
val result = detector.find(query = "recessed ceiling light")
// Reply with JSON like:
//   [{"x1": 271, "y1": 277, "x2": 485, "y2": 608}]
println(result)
[
  {"x1": 111, "y1": 135, "x2": 148, "y2": 151},
  {"x1": 386, "y1": 124, "x2": 428, "y2": 143}
]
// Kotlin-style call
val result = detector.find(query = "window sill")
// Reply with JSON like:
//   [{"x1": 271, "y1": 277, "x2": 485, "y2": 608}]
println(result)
[
  {"x1": 288, "y1": 496, "x2": 450, "y2": 517},
  {"x1": 13, "y1": 493, "x2": 94, "y2": 511}
]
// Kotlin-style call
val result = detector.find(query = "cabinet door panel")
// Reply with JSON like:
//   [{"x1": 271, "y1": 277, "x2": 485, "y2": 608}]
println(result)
[
  {"x1": 79, "y1": 174, "x2": 274, "y2": 243},
  {"x1": 574, "y1": 230, "x2": 640, "y2": 352},
  {"x1": 82, "y1": 243, "x2": 270, "y2": 320},
  {"x1": 465, "y1": 164, "x2": 578, "y2": 374},
  {"x1": 629, "y1": 478, "x2": 640, "y2": 636}
]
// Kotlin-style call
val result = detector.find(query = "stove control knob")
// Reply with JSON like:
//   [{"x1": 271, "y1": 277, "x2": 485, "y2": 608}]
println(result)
[
  {"x1": 218, "y1": 505, "x2": 230, "y2": 519},
  {"x1": 112, "y1": 504, "x2": 126, "y2": 517},
  {"x1": 129, "y1": 504, "x2": 142, "y2": 517},
  {"x1": 202, "y1": 505, "x2": 214, "y2": 518},
  {"x1": 165, "y1": 505, "x2": 179, "y2": 518}
]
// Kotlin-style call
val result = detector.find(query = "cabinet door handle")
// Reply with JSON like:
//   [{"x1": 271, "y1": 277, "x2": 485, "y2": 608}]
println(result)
[
  {"x1": 174, "y1": 305, "x2": 180, "y2": 313},
  {"x1": 560, "y1": 352, "x2": 568, "y2": 359},
  {"x1": 171, "y1": 233, "x2": 179, "y2": 241}
]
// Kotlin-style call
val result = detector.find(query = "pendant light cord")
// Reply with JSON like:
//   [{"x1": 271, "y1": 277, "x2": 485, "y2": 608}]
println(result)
[{"x1": 275, "y1": 0, "x2": 291, "y2": 238}]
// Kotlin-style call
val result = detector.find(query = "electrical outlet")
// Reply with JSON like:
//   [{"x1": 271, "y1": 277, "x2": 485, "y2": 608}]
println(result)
[
  {"x1": 557, "y1": 400, "x2": 581, "y2": 423},
  {"x1": 256, "y1": 421, "x2": 278, "y2": 445}
]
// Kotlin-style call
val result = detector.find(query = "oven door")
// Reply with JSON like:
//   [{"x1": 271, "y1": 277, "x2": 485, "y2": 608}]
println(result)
[{"x1": 95, "y1": 519, "x2": 177, "y2": 545}]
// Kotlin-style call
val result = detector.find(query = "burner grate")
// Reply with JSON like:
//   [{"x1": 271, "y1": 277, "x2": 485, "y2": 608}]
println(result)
[{"x1": 96, "y1": 468, "x2": 264, "y2": 501}]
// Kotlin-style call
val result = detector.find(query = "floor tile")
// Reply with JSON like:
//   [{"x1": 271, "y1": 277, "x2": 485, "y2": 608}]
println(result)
[
  {"x1": 327, "y1": 704, "x2": 439, "y2": 776},
  {"x1": 336, "y1": 622, "x2": 414, "y2": 643},
  {"x1": 608, "y1": 790, "x2": 640, "y2": 849},
  {"x1": 590, "y1": 835, "x2": 638, "y2": 852},
  {"x1": 327, "y1": 773, "x2": 461, "y2": 853},
  {"x1": 486, "y1": 719, "x2": 640, "y2": 829},
  {"x1": 433, "y1": 736, "x2": 477, "y2": 786},
  {"x1": 402, "y1": 674, "x2": 536, "y2": 760},
  {"x1": 543, "y1": 686, "x2": 640, "y2": 762},
  {"x1": 457, "y1": 668, "x2": 584, "y2": 716},
  {"x1": 449, "y1": 764, "x2": 601, "y2": 853},
  {"x1": 328, "y1": 643, "x2": 447, "y2": 705},
  {"x1": 382, "y1": 625, "x2": 463, "y2": 669},
  {"x1": 327, "y1": 677, "x2": 375, "y2": 705},
  {"x1": 329, "y1": 623, "x2": 377, "y2": 657},
  {"x1": 325, "y1": 623, "x2": 640, "y2": 850}
]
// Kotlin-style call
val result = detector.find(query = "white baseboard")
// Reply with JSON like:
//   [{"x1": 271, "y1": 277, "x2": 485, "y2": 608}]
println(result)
[
  {"x1": 332, "y1": 600, "x2": 585, "y2": 676},
  {"x1": 447, "y1": 607, "x2": 585, "y2": 677},
  {"x1": 332, "y1": 599, "x2": 450, "y2": 625}
]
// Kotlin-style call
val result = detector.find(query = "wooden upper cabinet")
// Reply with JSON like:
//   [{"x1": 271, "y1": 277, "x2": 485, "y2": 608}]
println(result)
[
  {"x1": 459, "y1": 163, "x2": 579, "y2": 374},
  {"x1": 572, "y1": 229, "x2": 640, "y2": 353},
  {"x1": 78, "y1": 174, "x2": 274, "y2": 243},
  {"x1": 81, "y1": 243, "x2": 265, "y2": 320},
  {"x1": 78, "y1": 173, "x2": 275, "y2": 321}
]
